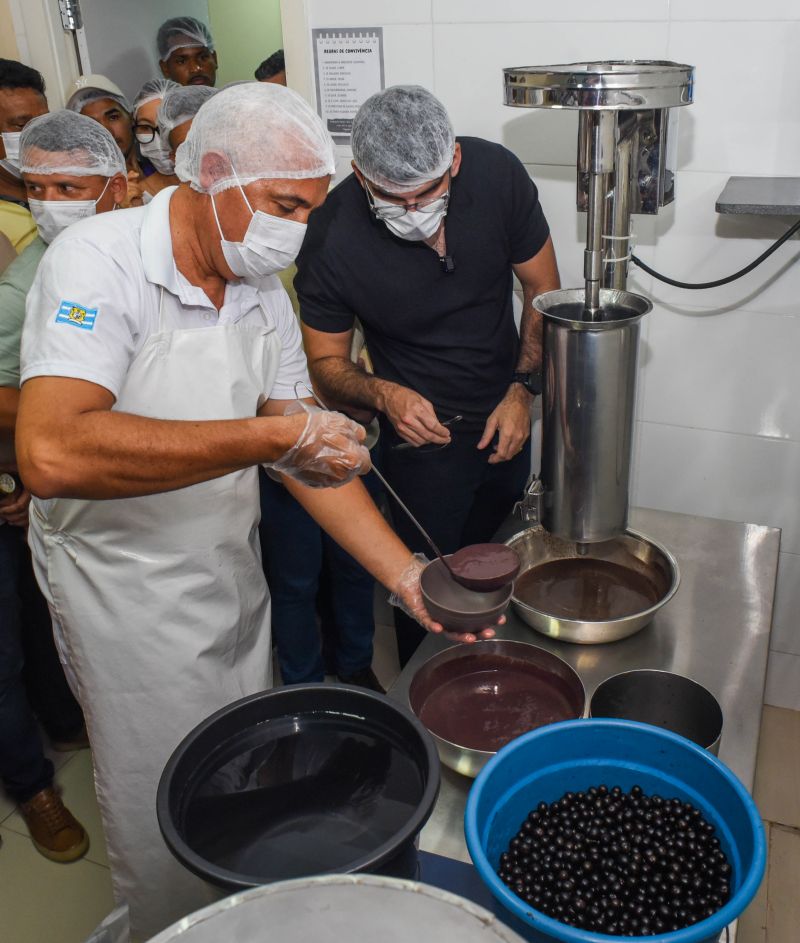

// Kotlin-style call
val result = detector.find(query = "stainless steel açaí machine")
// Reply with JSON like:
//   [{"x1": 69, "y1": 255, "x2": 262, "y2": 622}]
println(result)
[{"x1": 504, "y1": 62, "x2": 693, "y2": 644}]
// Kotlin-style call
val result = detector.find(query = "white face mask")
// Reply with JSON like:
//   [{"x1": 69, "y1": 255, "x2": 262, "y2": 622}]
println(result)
[
  {"x1": 28, "y1": 178, "x2": 112, "y2": 244},
  {"x1": 0, "y1": 131, "x2": 22, "y2": 179},
  {"x1": 211, "y1": 182, "x2": 307, "y2": 279},
  {"x1": 139, "y1": 137, "x2": 174, "y2": 176},
  {"x1": 384, "y1": 205, "x2": 447, "y2": 241}
]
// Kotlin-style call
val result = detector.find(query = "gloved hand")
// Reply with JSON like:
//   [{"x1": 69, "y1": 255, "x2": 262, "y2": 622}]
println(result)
[
  {"x1": 267, "y1": 401, "x2": 371, "y2": 488},
  {"x1": 389, "y1": 553, "x2": 502, "y2": 644}
]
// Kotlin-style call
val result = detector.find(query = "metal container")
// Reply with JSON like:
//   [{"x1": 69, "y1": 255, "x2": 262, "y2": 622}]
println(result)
[
  {"x1": 505, "y1": 525, "x2": 679, "y2": 644},
  {"x1": 146, "y1": 874, "x2": 528, "y2": 943},
  {"x1": 535, "y1": 288, "x2": 652, "y2": 542},
  {"x1": 408, "y1": 640, "x2": 585, "y2": 778},
  {"x1": 503, "y1": 61, "x2": 694, "y2": 557},
  {"x1": 590, "y1": 669, "x2": 723, "y2": 754},
  {"x1": 503, "y1": 60, "x2": 694, "y2": 111}
]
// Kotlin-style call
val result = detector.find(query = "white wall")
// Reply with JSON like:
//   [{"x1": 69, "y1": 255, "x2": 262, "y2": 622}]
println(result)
[
  {"x1": 293, "y1": 0, "x2": 800, "y2": 709},
  {"x1": 78, "y1": 0, "x2": 210, "y2": 102},
  {"x1": 5, "y1": 0, "x2": 82, "y2": 108}
]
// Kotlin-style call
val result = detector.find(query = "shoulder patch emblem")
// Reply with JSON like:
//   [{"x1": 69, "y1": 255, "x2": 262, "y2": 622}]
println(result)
[{"x1": 55, "y1": 301, "x2": 98, "y2": 331}]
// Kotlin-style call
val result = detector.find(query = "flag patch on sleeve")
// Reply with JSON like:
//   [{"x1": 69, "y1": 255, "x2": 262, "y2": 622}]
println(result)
[{"x1": 55, "y1": 301, "x2": 98, "y2": 331}]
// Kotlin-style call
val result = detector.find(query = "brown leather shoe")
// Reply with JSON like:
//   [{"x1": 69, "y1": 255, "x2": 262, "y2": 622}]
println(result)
[{"x1": 19, "y1": 787, "x2": 89, "y2": 863}]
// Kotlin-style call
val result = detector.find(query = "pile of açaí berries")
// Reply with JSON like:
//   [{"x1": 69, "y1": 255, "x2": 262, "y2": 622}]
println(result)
[{"x1": 497, "y1": 784, "x2": 732, "y2": 936}]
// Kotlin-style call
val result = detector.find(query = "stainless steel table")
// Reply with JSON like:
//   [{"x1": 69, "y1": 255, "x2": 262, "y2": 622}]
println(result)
[{"x1": 389, "y1": 507, "x2": 780, "y2": 865}]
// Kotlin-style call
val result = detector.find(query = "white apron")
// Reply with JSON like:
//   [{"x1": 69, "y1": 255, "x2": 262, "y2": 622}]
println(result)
[{"x1": 29, "y1": 288, "x2": 282, "y2": 940}]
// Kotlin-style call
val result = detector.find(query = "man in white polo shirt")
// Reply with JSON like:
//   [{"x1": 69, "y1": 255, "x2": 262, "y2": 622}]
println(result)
[{"x1": 16, "y1": 84, "x2": 469, "y2": 939}]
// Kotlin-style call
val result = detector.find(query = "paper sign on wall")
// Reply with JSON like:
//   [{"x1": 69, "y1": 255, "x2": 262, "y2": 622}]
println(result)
[{"x1": 312, "y1": 28, "x2": 385, "y2": 144}]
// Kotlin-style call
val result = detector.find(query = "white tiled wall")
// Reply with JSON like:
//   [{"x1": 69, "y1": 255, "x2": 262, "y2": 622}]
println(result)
[{"x1": 306, "y1": 0, "x2": 800, "y2": 708}]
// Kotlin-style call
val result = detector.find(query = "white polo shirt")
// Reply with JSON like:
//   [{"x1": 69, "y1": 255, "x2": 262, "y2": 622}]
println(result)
[{"x1": 21, "y1": 186, "x2": 310, "y2": 400}]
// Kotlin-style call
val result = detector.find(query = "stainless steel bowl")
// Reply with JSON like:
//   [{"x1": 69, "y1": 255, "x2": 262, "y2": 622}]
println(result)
[
  {"x1": 408, "y1": 640, "x2": 585, "y2": 778},
  {"x1": 505, "y1": 526, "x2": 680, "y2": 644},
  {"x1": 590, "y1": 669, "x2": 723, "y2": 754}
]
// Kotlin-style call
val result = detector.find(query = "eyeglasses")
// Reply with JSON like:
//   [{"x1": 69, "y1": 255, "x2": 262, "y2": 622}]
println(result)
[
  {"x1": 365, "y1": 173, "x2": 450, "y2": 221},
  {"x1": 133, "y1": 123, "x2": 159, "y2": 145}
]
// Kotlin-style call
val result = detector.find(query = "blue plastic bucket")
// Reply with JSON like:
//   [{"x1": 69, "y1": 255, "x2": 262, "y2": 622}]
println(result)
[{"x1": 465, "y1": 719, "x2": 765, "y2": 943}]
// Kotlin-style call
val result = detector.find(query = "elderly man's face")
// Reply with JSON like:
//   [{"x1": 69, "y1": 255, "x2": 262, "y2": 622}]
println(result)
[
  {"x1": 161, "y1": 47, "x2": 217, "y2": 87},
  {"x1": 81, "y1": 98, "x2": 134, "y2": 160},
  {"x1": 0, "y1": 87, "x2": 48, "y2": 161},
  {"x1": 207, "y1": 175, "x2": 329, "y2": 280},
  {"x1": 215, "y1": 176, "x2": 330, "y2": 236}
]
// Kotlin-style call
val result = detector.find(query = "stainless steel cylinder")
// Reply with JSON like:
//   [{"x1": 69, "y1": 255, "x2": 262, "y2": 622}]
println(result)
[
  {"x1": 589, "y1": 669, "x2": 723, "y2": 754},
  {"x1": 535, "y1": 287, "x2": 652, "y2": 542}
]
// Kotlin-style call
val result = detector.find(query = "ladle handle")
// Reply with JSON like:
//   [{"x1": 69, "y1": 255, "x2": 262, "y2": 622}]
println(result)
[
  {"x1": 294, "y1": 382, "x2": 454, "y2": 573},
  {"x1": 367, "y1": 464, "x2": 451, "y2": 566}
]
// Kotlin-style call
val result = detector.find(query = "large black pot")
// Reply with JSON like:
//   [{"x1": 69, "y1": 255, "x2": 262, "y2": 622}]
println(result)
[{"x1": 157, "y1": 684, "x2": 440, "y2": 889}]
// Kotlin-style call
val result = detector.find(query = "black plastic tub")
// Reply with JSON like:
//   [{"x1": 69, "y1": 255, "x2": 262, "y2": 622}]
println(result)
[{"x1": 157, "y1": 684, "x2": 441, "y2": 889}]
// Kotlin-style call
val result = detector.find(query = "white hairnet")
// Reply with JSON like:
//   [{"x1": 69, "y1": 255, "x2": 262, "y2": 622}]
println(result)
[
  {"x1": 157, "y1": 16, "x2": 215, "y2": 61},
  {"x1": 133, "y1": 77, "x2": 179, "y2": 116},
  {"x1": 157, "y1": 85, "x2": 217, "y2": 142},
  {"x1": 19, "y1": 110, "x2": 126, "y2": 178},
  {"x1": 351, "y1": 85, "x2": 455, "y2": 194},
  {"x1": 175, "y1": 83, "x2": 336, "y2": 195}
]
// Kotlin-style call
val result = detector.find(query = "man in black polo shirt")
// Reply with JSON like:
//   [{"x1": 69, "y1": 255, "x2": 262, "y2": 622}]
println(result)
[{"x1": 297, "y1": 85, "x2": 560, "y2": 665}]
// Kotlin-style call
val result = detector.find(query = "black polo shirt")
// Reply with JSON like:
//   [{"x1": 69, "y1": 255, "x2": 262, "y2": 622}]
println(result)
[{"x1": 296, "y1": 136, "x2": 550, "y2": 426}]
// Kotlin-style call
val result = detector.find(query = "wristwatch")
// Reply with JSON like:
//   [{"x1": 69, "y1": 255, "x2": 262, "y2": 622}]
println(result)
[{"x1": 510, "y1": 370, "x2": 543, "y2": 396}]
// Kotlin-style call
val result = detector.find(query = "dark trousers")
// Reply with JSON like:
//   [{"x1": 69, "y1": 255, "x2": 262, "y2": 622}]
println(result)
[
  {"x1": 259, "y1": 468, "x2": 381, "y2": 684},
  {"x1": 379, "y1": 424, "x2": 531, "y2": 667},
  {"x1": 0, "y1": 525, "x2": 82, "y2": 803}
]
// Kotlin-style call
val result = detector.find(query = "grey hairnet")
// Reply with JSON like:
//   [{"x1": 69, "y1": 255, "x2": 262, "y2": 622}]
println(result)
[
  {"x1": 133, "y1": 77, "x2": 180, "y2": 116},
  {"x1": 157, "y1": 16, "x2": 215, "y2": 61},
  {"x1": 157, "y1": 85, "x2": 217, "y2": 142},
  {"x1": 351, "y1": 85, "x2": 455, "y2": 193},
  {"x1": 19, "y1": 110, "x2": 126, "y2": 178},
  {"x1": 175, "y1": 83, "x2": 336, "y2": 195}
]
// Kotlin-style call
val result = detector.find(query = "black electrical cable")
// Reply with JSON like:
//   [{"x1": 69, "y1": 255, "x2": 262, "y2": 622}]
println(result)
[{"x1": 631, "y1": 217, "x2": 800, "y2": 290}]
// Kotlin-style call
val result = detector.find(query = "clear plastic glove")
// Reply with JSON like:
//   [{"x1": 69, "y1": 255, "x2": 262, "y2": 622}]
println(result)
[
  {"x1": 389, "y1": 553, "x2": 502, "y2": 644},
  {"x1": 267, "y1": 401, "x2": 371, "y2": 488}
]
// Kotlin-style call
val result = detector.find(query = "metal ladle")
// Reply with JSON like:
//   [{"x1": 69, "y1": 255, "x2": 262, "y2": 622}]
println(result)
[{"x1": 295, "y1": 385, "x2": 521, "y2": 592}]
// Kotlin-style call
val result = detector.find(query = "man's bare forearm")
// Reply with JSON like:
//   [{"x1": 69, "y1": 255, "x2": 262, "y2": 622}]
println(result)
[
  {"x1": 517, "y1": 275, "x2": 562, "y2": 372},
  {"x1": 517, "y1": 290, "x2": 544, "y2": 373},
  {"x1": 17, "y1": 406, "x2": 304, "y2": 500},
  {"x1": 310, "y1": 355, "x2": 395, "y2": 415},
  {"x1": 514, "y1": 235, "x2": 561, "y2": 375},
  {"x1": 0, "y1": 386, "x2": 19, "y2": 442}
]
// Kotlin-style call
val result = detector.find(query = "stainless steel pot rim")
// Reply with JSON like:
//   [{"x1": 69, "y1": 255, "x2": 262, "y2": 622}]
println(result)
[
  {"x1": 407, "y1": 640, "x2": 586, "y2": 758},
  {"x1": 588, "y1": 668, "x2": 724, "y2": 752},
  {"x1": 505, "y1": 528, "x2": 681, "y2": 627},
  {"x1": 531, "y1": 287, "x2": 653, "y2": 329},
  {"x1": 504, "y1": 60, "x2": 695, "y2": 79},
  {"x1": 590, "y1": 667, "x2": 720, "y2": 699}
]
